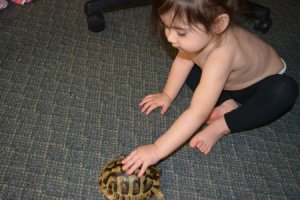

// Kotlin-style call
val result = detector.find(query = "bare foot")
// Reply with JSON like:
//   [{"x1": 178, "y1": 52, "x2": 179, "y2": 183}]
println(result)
[
  {"x1": 206, "y1": 99, "x2": 238, "y2": 124},
  {"x1": 189, "y1": 117, "x2": 230, "y2": 154}
]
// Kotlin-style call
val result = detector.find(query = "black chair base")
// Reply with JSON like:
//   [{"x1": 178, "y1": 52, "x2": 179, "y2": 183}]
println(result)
[
  {"x1": 240, "y1": 2, "x2": 272, "y2": 33},
  {"x1": 84, "y1": 0, "x2": 151, "y2": 32},
  {"x1": 84, "y1": 0, "x2": 272, "y2": 33}
]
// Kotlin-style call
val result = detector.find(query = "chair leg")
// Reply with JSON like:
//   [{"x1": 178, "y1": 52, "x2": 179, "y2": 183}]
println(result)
[
  {"x1": 241, "y1": 1, "x2": 272, "y2": 33},
  {"x1": 84, "y1": 0, "x2": 151, "y2": 32},
  {"x1": 87, "y1": 12, "x2": 106, "y2": 32}
]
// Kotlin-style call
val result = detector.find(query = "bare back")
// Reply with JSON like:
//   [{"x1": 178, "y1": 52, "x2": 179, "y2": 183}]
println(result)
[{"x1": 193, "y1": 26, "x2": 284, "y2": 91}]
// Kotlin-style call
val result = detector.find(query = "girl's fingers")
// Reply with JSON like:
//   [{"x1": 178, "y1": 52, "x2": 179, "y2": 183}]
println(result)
[
  {"x1": 139, "y1": 95, "x2": 154, "y2": 106},
  {"x1": 160, "y1": 105, "x2": 168, "y2": 115},
  {"x1": 145, "y1": 104, "x2": 158, "y2": 115},
  {"x1": 141, "y1": 102, "x2": 152, "y2": 113},
  {"x1": 121, "y1": 151, "x2": 137, "y2": 169},
  {"x1": 139, "y1": 93, "x2": 163, "y2": 106},
  {"x1": 138, "y1": 163, "x2": 148, "y2": 177},
  {"x1": 122, "y1": 160, "x2": 131, "y2": 171},
  {"x1": 127, "y1": 159, "x2": 142, "y2": 175},
  {"x1": 139, "y1": 98, "x2": 150, "y2": 106},
  {"x1": 141, "y1": 102, "x2": 159, "y2": 114}
]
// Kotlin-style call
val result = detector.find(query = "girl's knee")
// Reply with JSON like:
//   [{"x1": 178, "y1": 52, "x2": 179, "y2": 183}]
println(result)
[{"x1": 275, "y1": 76, "x2": 298, "y2": 106}]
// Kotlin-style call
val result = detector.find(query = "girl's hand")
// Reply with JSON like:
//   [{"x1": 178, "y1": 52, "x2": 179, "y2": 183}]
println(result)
[
  {"x1": 121, "y1": 144, "x2": 161, "y2": 177},
  {"x1": 139, "y1": 93, "x2": 172, "y2": 115}
]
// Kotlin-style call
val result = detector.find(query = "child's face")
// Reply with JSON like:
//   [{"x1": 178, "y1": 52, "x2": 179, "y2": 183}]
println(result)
[{"x1": 160, "y1": 12, "x2": 213, "y2": 54}]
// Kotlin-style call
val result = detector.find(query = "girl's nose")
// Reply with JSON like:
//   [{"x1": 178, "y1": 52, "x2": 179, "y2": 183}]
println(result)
[{"x1": 165, "y1": 29, "x2": 176, "y2": 44}]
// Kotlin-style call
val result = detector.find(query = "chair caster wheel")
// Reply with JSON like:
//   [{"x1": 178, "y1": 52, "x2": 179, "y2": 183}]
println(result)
[
  {"x1": 87, "y1": 12, "x2": 106, "y2": 32},
  {"x1": 254, "y1": 18, "x2": 272, "y2": 33}
]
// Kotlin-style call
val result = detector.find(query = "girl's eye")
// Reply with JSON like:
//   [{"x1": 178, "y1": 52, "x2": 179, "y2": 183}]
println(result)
[{"x1": 177, "y1": 32, "x2": 187, "y2": 37}]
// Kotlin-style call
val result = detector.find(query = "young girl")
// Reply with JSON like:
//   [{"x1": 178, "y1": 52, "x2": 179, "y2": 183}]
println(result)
[{"x1": 122, "y1": 0, "x2": 298, "y2": 177}]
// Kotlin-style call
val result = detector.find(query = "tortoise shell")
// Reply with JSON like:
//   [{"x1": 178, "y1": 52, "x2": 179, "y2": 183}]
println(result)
[{"x1": 99, "y1": 156, "x2": 164, "y2": 200}]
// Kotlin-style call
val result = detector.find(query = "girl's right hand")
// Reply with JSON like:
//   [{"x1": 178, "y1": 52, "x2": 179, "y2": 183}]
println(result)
[{"x1": 139, "y1": 93, "x2": 172, "y2": 115}]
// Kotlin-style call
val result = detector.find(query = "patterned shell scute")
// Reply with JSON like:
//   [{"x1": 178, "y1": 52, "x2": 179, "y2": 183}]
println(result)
[{"x1": 99, "y1": 156, "x2": 164, "y2": 200}]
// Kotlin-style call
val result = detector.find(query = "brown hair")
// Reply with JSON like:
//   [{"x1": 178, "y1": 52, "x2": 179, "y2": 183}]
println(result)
[{"x1": 152, "y1": 0, "x2": 246, "y2": 38}]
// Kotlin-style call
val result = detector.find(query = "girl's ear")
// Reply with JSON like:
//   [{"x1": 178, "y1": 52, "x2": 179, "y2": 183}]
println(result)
[{"x1": 213, "y1": 14, "x2": 230, "y2": 34}]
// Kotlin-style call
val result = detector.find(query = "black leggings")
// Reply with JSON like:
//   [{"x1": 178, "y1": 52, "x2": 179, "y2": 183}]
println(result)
[{"x1": 186, "y1": 65, "x2": 299, "y2": 133}]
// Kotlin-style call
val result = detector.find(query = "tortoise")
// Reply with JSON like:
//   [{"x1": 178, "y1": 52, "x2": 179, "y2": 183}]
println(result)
[{"x1": 99, "y1": 156, "x2": 164, "y2": 200}]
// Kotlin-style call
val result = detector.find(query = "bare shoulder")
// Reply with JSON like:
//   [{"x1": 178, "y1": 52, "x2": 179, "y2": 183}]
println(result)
[
  {"x1": 206, "y1": 43, "x2": 235, "y2": 71},
  {"x1": 194, "y1": 37, "x2": 235, "y2": 71}
]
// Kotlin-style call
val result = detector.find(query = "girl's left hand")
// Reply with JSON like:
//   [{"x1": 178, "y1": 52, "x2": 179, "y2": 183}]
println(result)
[
  {"x1": 139, "y1": 93, "x2": 172, "y2": 115},
  {"x1": 122, "y1": 144, "x2": 161, "y2": 177}
]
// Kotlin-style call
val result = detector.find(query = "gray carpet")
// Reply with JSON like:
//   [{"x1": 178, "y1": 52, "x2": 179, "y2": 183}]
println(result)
[{"x1": 0, "y1": 0, "x2": 299, "y2": 199}]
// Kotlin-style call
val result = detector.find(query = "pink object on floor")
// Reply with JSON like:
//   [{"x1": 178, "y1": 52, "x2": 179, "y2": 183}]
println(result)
[
  {"x1": 11, "y1": 0, "x2": 32, "y2": 5},
  {"x1": 11, "y1": 0, "x2": 26, "y2": 5}
]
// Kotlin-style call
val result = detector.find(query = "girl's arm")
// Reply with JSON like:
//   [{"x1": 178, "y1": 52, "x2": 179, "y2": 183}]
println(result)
[
  {"x1": 154, "y1": 51, "x2": 233, "y2": 159},
  {"x1": 123, "y1": 49, "x2": 233, "y2": 176},
  {"x1": 162, "y1": 51, "x2": 195, "y2": 101},
  {"x1": 139, "y1": 51, "x2": 194, "y2": 115}
]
